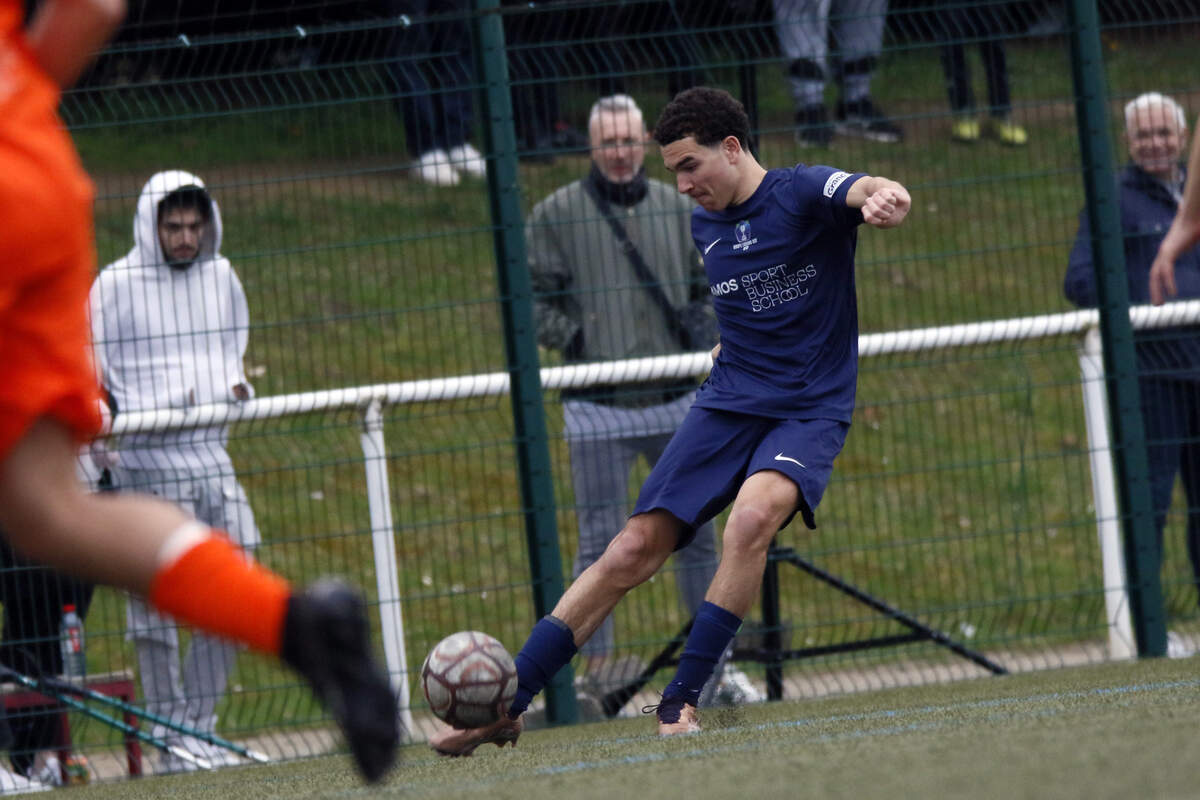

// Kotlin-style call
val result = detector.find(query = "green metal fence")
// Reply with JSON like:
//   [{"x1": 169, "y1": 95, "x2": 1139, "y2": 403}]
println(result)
[{"x1": 7, "y1": 0, "x2": 1200, "y2": 781}]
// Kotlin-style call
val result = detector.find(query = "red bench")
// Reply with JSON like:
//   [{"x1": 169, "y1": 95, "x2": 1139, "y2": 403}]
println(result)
[{"x1": 2, "y1": 670, "x2": 142, "y2": 779}]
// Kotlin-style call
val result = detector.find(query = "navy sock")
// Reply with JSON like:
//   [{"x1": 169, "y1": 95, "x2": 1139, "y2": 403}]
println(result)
[
  {"x1": 508, "y1": 615, "x2": 578, "y2": 718},
  {"x1": 662, "y1": 602, "x2": 742, "y2": 706}
]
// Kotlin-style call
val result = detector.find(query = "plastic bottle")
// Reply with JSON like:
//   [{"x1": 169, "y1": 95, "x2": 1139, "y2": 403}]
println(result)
[
  {"x1": 59, "y1": 604, "x2": 85, "y2": 682},
  {"x1": 63, "y1": 754, "x2": 90, "y2": 785}
]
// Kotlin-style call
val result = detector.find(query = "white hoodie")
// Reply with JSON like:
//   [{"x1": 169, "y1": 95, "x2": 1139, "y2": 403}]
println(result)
[{"x1": 90, "y1": 170, "x2": 253, "y2": 472}]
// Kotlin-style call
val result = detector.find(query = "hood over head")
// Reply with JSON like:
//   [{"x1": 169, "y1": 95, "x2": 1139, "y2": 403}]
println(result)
[{"x1": 131, "y1": 170, "x2": 224, "y2": 269}]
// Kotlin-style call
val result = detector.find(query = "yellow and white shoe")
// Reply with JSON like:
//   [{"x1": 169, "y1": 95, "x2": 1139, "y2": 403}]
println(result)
[
  {"x1": 984, "y1": 116, "x2": 1028, "y2": 146},
  {"x1": 951, "y1": 116, "x2": 981, "y2": 143}
]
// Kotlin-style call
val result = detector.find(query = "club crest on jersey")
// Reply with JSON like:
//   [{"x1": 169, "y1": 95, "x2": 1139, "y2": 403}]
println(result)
[{"x1": 732, "y1": 220, "x2": 758, "y2": 252}]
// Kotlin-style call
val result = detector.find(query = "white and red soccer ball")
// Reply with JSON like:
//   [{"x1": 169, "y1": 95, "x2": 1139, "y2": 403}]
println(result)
[{"x1": 421, "y1": 631, "x2": 518, "y2": 729}]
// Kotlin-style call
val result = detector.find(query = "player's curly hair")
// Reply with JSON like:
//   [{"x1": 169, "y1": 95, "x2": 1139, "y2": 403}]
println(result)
[{"x1": 653, "y1": 87, "x2": 751, "y2": 151}]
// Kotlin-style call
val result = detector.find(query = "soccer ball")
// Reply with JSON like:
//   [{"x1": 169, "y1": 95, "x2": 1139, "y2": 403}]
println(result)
[{"x1": 421, "y1": 631, "x2": 518, "y2": 729}]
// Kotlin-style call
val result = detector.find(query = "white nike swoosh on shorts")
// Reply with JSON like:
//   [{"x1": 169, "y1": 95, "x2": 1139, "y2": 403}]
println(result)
[{"x1": 774, "y1": 453, "x2": 806, "y2": 468}]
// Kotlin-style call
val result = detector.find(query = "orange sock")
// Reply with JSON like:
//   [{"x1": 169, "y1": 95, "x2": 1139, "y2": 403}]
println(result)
[{"x1": 148, "y1": 534, "x2": 291, "y2": 656}]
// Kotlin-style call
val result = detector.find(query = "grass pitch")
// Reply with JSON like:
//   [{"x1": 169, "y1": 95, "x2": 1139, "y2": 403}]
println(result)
[{"x1": 73, "y1": 656, "x2": 1198, "y2": 799}]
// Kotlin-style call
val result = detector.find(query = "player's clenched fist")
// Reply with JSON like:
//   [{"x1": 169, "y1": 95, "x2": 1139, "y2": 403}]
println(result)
[
  {"x1": 846, "y1": 176, "x2": 910, "y2": 229},
  {"x1": 861, "y1": 185, "x2": 911, "y2": 228}
]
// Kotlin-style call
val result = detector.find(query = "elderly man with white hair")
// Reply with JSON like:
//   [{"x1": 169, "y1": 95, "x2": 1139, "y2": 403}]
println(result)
[{"x1": 1064, "y1": 91, "x2": 1200, "y2": 656}]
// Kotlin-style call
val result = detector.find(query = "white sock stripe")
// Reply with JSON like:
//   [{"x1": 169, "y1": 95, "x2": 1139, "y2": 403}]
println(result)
[{"x1": 156, "y1": 521, "x2": 212, "y2": 571}]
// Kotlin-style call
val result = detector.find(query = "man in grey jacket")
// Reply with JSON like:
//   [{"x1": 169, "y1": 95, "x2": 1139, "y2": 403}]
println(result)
[{"x1": 527, "y1": 94, "x2": 760, "y2": 709}]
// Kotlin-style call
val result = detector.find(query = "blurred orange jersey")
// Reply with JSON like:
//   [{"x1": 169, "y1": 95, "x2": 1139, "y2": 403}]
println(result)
[{"x1": 0, "y1": 2, "x2": 103, "y2": 458}]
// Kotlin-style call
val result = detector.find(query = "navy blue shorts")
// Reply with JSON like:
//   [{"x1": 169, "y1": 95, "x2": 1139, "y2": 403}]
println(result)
[{"x1": 632, "y1": 407, "x2": 849, "y2": 548}]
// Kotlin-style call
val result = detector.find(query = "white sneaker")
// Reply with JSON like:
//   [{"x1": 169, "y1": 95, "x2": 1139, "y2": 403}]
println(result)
[
  {"x1": 0, "y1": 766, "x2": 49, "y2": 795},
  {"x1": 186, "y1": 736, "x2": 243, "y2": 769},
  {"x1": 415, "y1": 149, "x2": 459, "y2": 187},
  {"x1": 157, "y1": 735, "x2": 208, "y2": 774},
  {"x1": 715, "y1": 665, "x2": 764, "y2": 705},
  {"x1": 446, "y1": 143, "x2": 487, "y2": 179},
  {"x1": 1167, "y1": 631, "x2": 1195, "y2": 659},
  {"x1": 157, "y1": 749, "x2": 202, "y2": 775},
  {"x1": 157, "y1": 733, "x2": 244, "y2": 774},
  {"x1": 28, "y1": 754, "x2": 61, "y2": 788}
]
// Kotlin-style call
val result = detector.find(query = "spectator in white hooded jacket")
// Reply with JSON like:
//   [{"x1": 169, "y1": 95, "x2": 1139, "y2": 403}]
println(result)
[{"x1": 89, "y1": 170, "x2": 259, "y2": 772}]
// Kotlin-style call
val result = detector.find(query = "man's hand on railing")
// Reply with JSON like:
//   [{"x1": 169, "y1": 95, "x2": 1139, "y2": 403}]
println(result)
[{"x1": 1149, "y1": 248, "x2": 1178, "y2": 306}]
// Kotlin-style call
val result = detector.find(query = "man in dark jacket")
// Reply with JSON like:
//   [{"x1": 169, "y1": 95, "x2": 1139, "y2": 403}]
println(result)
[{"x1": 1064, "y1": 92, "x2": 1200, "y2": 644}]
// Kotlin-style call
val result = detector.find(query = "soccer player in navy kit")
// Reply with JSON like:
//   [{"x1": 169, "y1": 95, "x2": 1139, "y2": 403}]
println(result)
[{"x1": 431, "y1": 86, "x2": 910, "y2": 754}]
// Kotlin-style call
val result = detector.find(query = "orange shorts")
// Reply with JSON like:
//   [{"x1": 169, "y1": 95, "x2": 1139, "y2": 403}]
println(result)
[{"x1": 0, "y1": 32, "x2": 103, "y2": 460}]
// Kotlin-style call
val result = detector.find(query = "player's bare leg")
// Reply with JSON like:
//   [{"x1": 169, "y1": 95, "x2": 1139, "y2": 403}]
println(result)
[
  {"x1": 429, "y1": 512, "x2": 679, "y2": 756},
  {"x1": 654, "y1": 471, "x2": 798, "y2": 736},
  {"x1": 552, "y1": 511, "x2": 680, "y2": 640},
  {"x1": 0, "y1": 418, "x2": 399, "y2": 781},
  {"x1": 705, "y1": 471, "x2": 799, "y2": 618},
  {"x1": 0, "y1": 419, "x2": 186, "y2": 591}
]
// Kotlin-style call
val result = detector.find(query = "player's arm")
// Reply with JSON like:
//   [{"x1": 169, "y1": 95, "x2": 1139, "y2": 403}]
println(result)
[
  {"x1": 227, "y1": 268, "x2": 255, "y2": 402},
  {"x1": 86, "y1": 276, "x2": 121, "y2": 468},
  {"x1": 25, "y1": 0, "x2": 127, "y2": 89},
  {"x1": 845, "y1": 176, "x2": 911, "y2": 229},
  {"x1": 1149, "y1": 113, "x2": 1200, "y2": 305}
]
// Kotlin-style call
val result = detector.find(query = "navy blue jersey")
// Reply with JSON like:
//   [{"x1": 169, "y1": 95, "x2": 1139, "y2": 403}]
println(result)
[{"x1": 691, "y1": 164, "x2": 867, "y2": 421}]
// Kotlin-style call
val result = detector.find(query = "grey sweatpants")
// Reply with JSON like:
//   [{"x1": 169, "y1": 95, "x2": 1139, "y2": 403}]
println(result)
[
  {"x1": 773, "y1": 0, "x2": 888, "y2": 105},
  {"x1": 564, "y1": 395, "x2": 718, "y2": 659},
  {"x1": 113, "y1": 466, "x2": 261, "y2": 738}
]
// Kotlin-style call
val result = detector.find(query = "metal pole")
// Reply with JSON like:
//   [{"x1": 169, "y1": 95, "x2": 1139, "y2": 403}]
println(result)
[
  {"x1": 361, "y1": 399, "x2": 415, "y2": 739},
  {"x1": 1065, "y1": 0, "x2": 1165, "y2": 656},
  {"x1": 0, "y1": 667, "x2": 211, "y2": 770},
  {"x1": 1078, "y1": 329, "x2": 1137, "y2": 659},
  {"x1": 738, "y1": 64, "x2": 759, "y2": 156},
  {"x1": 472, "y1": 0, "x2": 575, "y2": 724},
  {"x1": 761, "y1": 543, "x2": 784, "y2": 700}
]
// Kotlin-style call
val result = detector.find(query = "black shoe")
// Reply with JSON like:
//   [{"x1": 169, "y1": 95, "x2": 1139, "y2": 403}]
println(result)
[
  {"x1": 282, "y1": 580, "x2": 399, "y2": 783},
  {"x1": 795, "y1": 104, "x2": 833, "y2": 147},
  {"x1": 836, "y1": 98, "x2": 903, "y2": 143}
]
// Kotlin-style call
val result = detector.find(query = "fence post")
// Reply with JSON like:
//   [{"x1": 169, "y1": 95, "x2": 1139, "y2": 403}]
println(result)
[
  {"x1": 1065, "y1": 0, "x2": 1165, "y2": 656},
  {"x1": 360, "y1": 399, "x2": 415, "y2": 740},
  {"x1": 471, "y1": 0, "x2": 576, "y2": 724},
  {"x1": 760, "y1": 543, "x2": 784, "y2": 700},
  {"x1": 1078, "y1": 329, "x2": 1137, "y2": 660}
]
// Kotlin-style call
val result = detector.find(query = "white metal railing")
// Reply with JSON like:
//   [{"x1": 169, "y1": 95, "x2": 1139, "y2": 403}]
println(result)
[
  {"x1": 100, "y1": 299, "x2": 1200, "y2": 728},
  {"x1": 102, "y1": 300, "x2": 1200, "y2": 438}
]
